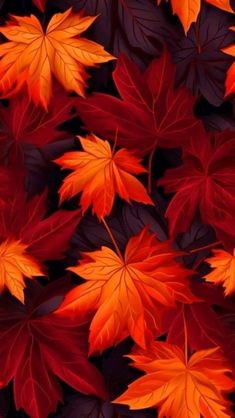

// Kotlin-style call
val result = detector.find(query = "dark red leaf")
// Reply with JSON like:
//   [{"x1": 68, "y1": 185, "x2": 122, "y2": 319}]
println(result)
[
  {"x1": 54, "y1": 0, "x2": 172, "y2": 66},
  {"x1": 75, "y1": 49, "x2": 204, "y2": 156},
  {"x1": 0, "y1": 86, "x2": 75, "y2": 166},
  {"x1": 24, "y1": 208, "x2": 81, "y2": 262},
  {"x1": 0, "y1": 281, "x2": 106, "y2": 418},
  {"x1": 158, "y1": 130, "x2": 235, "y2": 249},
  {"x1": 171, "y1": 4, "x2": 235, "y2": 106},
  {"x1": 0, "y1": 172, "x2": 81, "y2": 262}
]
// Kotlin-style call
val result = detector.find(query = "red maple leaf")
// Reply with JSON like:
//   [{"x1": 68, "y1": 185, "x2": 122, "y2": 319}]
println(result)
[
  {"x1": 158, "y1": 279, "x2": 234, "y2": 362},
  {"x1": 158, "y1": 130, "x2": 235, "y2": 248},
  {"x1": 153, "y1": 272, "x2": 235, "y2": 384},
  {"x1": 75, "y1": 49, "x2": 204, "y2": 156},
  {"x1": 0, "y1": 85, "x2": 75, "y2": 165},
  {"x1": 0, "y1": 169, "x2": 80, "y2": 300},
  {"x1": 0, "y1": 279, "x2": 107, "y2": 418}
]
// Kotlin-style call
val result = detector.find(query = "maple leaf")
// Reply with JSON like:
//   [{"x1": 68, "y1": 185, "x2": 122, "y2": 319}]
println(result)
[
  {"x1": 165, "y1": 301, "x2": 227, "y2": 351},
  {"x1": 56, "y1": 395, "x2": 154, "y2": 418},
  {"x1": 55, "y1": 133, "x2": 153, "y2": 219},
  {"x1": 0, "y1": 239, "x2": 44, "y2": 303},
  {"x1": 0, "y1": 8, "x2": 114, "y2": 109},
  {"x1": 207, "y1": 0, "x2": 234, "y2": 13},
  {"x1": 221, "y1": 26, "x2": 235, "y2": 96},
  {"x1": 115, "y1": 342, "x2": 235, "y2": 418},
  {"x1": 166, "y1": 302, "x2": 227, "y2": 350},
  {"x1": 158, "y1": 130, "x2": 235, "y2": 246},
  {"x1": 57, "y1": 227, "x2": 195, "y2": 353},
  {"x1": 204, "y1": 249, "x2": 235, "y2": 296},
  {"x1": 0, "y1": 280, "x2": 107, "y2": 418},
  {"x1": 160, "y1": 284, "x2": 231, "y2": 352},
  {"x1": 154, "y1": 278, "x2": 232, "y2": 355},
  {"x1": 0, "y1": 169, "x2": 80, "y2": 262},
  {"x1": 0, "y1": 85, "x2": 76, "y2": 165},
  {"x1": 171, "y1": 4, "x2": 234, "y2": 106},
  {"x1": 75, "y1": 49, "x2": 204, "y2": 156},
  {"x1": 158, "y1": 0, "x2": 234, "y2": 33},
  {"x1": 55, "y1": 0, "x2": 173, "y2": 67}
]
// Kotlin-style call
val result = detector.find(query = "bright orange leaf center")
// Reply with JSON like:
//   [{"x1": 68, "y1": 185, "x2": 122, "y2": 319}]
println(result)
[
  {"x1": 0, "y1": 239, "x2": 44, "y2": 303},
  {"x1": 0, "y1": 8, "x2": 115, "y2": 109}
]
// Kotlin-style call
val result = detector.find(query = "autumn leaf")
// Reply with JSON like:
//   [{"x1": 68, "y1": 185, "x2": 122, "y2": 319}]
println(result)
[
  {"x1": 115, "y1": 342, "x2": 235, "y2": 418},
  {"x1": 57, "y1": 227, "x2": 195, "y2": 353},
  {"x1": 0, "y1": 85, "x2": 76, "y2": 164},
  {"x1": 171, "y1": 3, "x2": 234, "y2": 107},
  {"x1": 56, "y1": 0, "x2": 173, "y2": 67},
  {"x1": 158, "y1": 0, "x2": 234, "y2": 33},
  {"x1": 204, "y1": 249, "x2": 235, "y2": 296},
  {"x1": 157, "y1": 0, "x2": 200, "y2": 33},
  {"x1": 0, "y1": 239, "x2": 44, "y2": 303},
  {"x1": 0, "y1": 170, "x2": 81, "y2": 262},
  {"x1": 158, "y1": 130, "x2": 235, "y2": 246},
  {"x1": 155, "y1": 278, "x2": 232, "y2": 356},
  {"x1": 207, "y1": 0, "x2": 234, "y2": 14},
  {"x1": 0, "y1": 8, "x2": 114, "y2": 109},
  {"x1": 159, "y1": 281, "x2": 231, "y2": 351},
  {"x1": 0, "y1": 169, "x2": 81, "y2": 301},
  {"x1": 75, "y1": 49, "x2": 204, "y2": 156},
  {"x1": 0, "y1": 280, "x2": 107, "y2": 418},
  {"x1": 56, "y1": 394, "x2": 153, "y2": 418},
  {"x1": 222, "y1": 26, "x2": 235, "y2": 96},
  {"x1": 164, "y1": 301, "x2": 227, "y2": 351},
  {"x1": 55, "y1": 134, "x2": 152, "y2": 219}
]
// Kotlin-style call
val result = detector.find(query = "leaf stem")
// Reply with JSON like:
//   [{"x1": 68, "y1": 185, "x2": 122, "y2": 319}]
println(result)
[
  {"x1": 101, "y1": 217, "x2": 123, "y2": 260},
  {"x1": 189, "y1": 241, "x2": 221, "y2": 254},
  {"x1": 182, "y1": 305, "x2": 188, "y2": 364}
]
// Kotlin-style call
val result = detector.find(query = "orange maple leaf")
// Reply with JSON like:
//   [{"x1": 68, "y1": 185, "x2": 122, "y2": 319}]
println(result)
[
  {"x1": 0, "y1": 239, "x2": 44, "y2": 303},
  {"x1": 56, "y1": 228, "x2": 195, "y2": 353},
  {"x1": 204, "y1": 249, "x2": 235, "y2": 296},
  {"x1": 222, "y1": 29, "x2": 235, "y2": 96},
  {"x1": 55, "y1": 134, "x2": 153, "y2": 219},
  {"x1": 115, "y1": 342, "x2": 235, "y2": 418},
  {"x1": 157, "y1": 0, "x2": 234, "y2": 33},
  {"x1": 0, "y1": 8, "x2": 114, "y2": 109}
]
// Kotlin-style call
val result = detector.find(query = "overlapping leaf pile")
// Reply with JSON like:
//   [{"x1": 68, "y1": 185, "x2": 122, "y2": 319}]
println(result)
[{"x1": 0, "y1": 1, "x2": 235, "y2": 418}]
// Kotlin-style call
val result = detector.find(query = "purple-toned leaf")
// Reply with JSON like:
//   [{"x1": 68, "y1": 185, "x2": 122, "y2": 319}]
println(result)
[
  {"x1": 0, "y1": 86, "x2": 75, "y2": 166},
  {"x1": 171, "y1": 4, "x2": 235, "y2": 106},
  {"x1": 54, "y1": 0, "x2": 173, "y2": 66},
  {"x1": 71, "y1": 191, "x2": 168, "y2": 258},
  {"x1": 25, "y1": 138, "x2": 76, "y2": 196},
  {"x1": 55, "y1": 395, "x2": 155, "y2": 418},
  {"x1": 176, "y1": 216, "x2": 216, "y2": 269}
]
